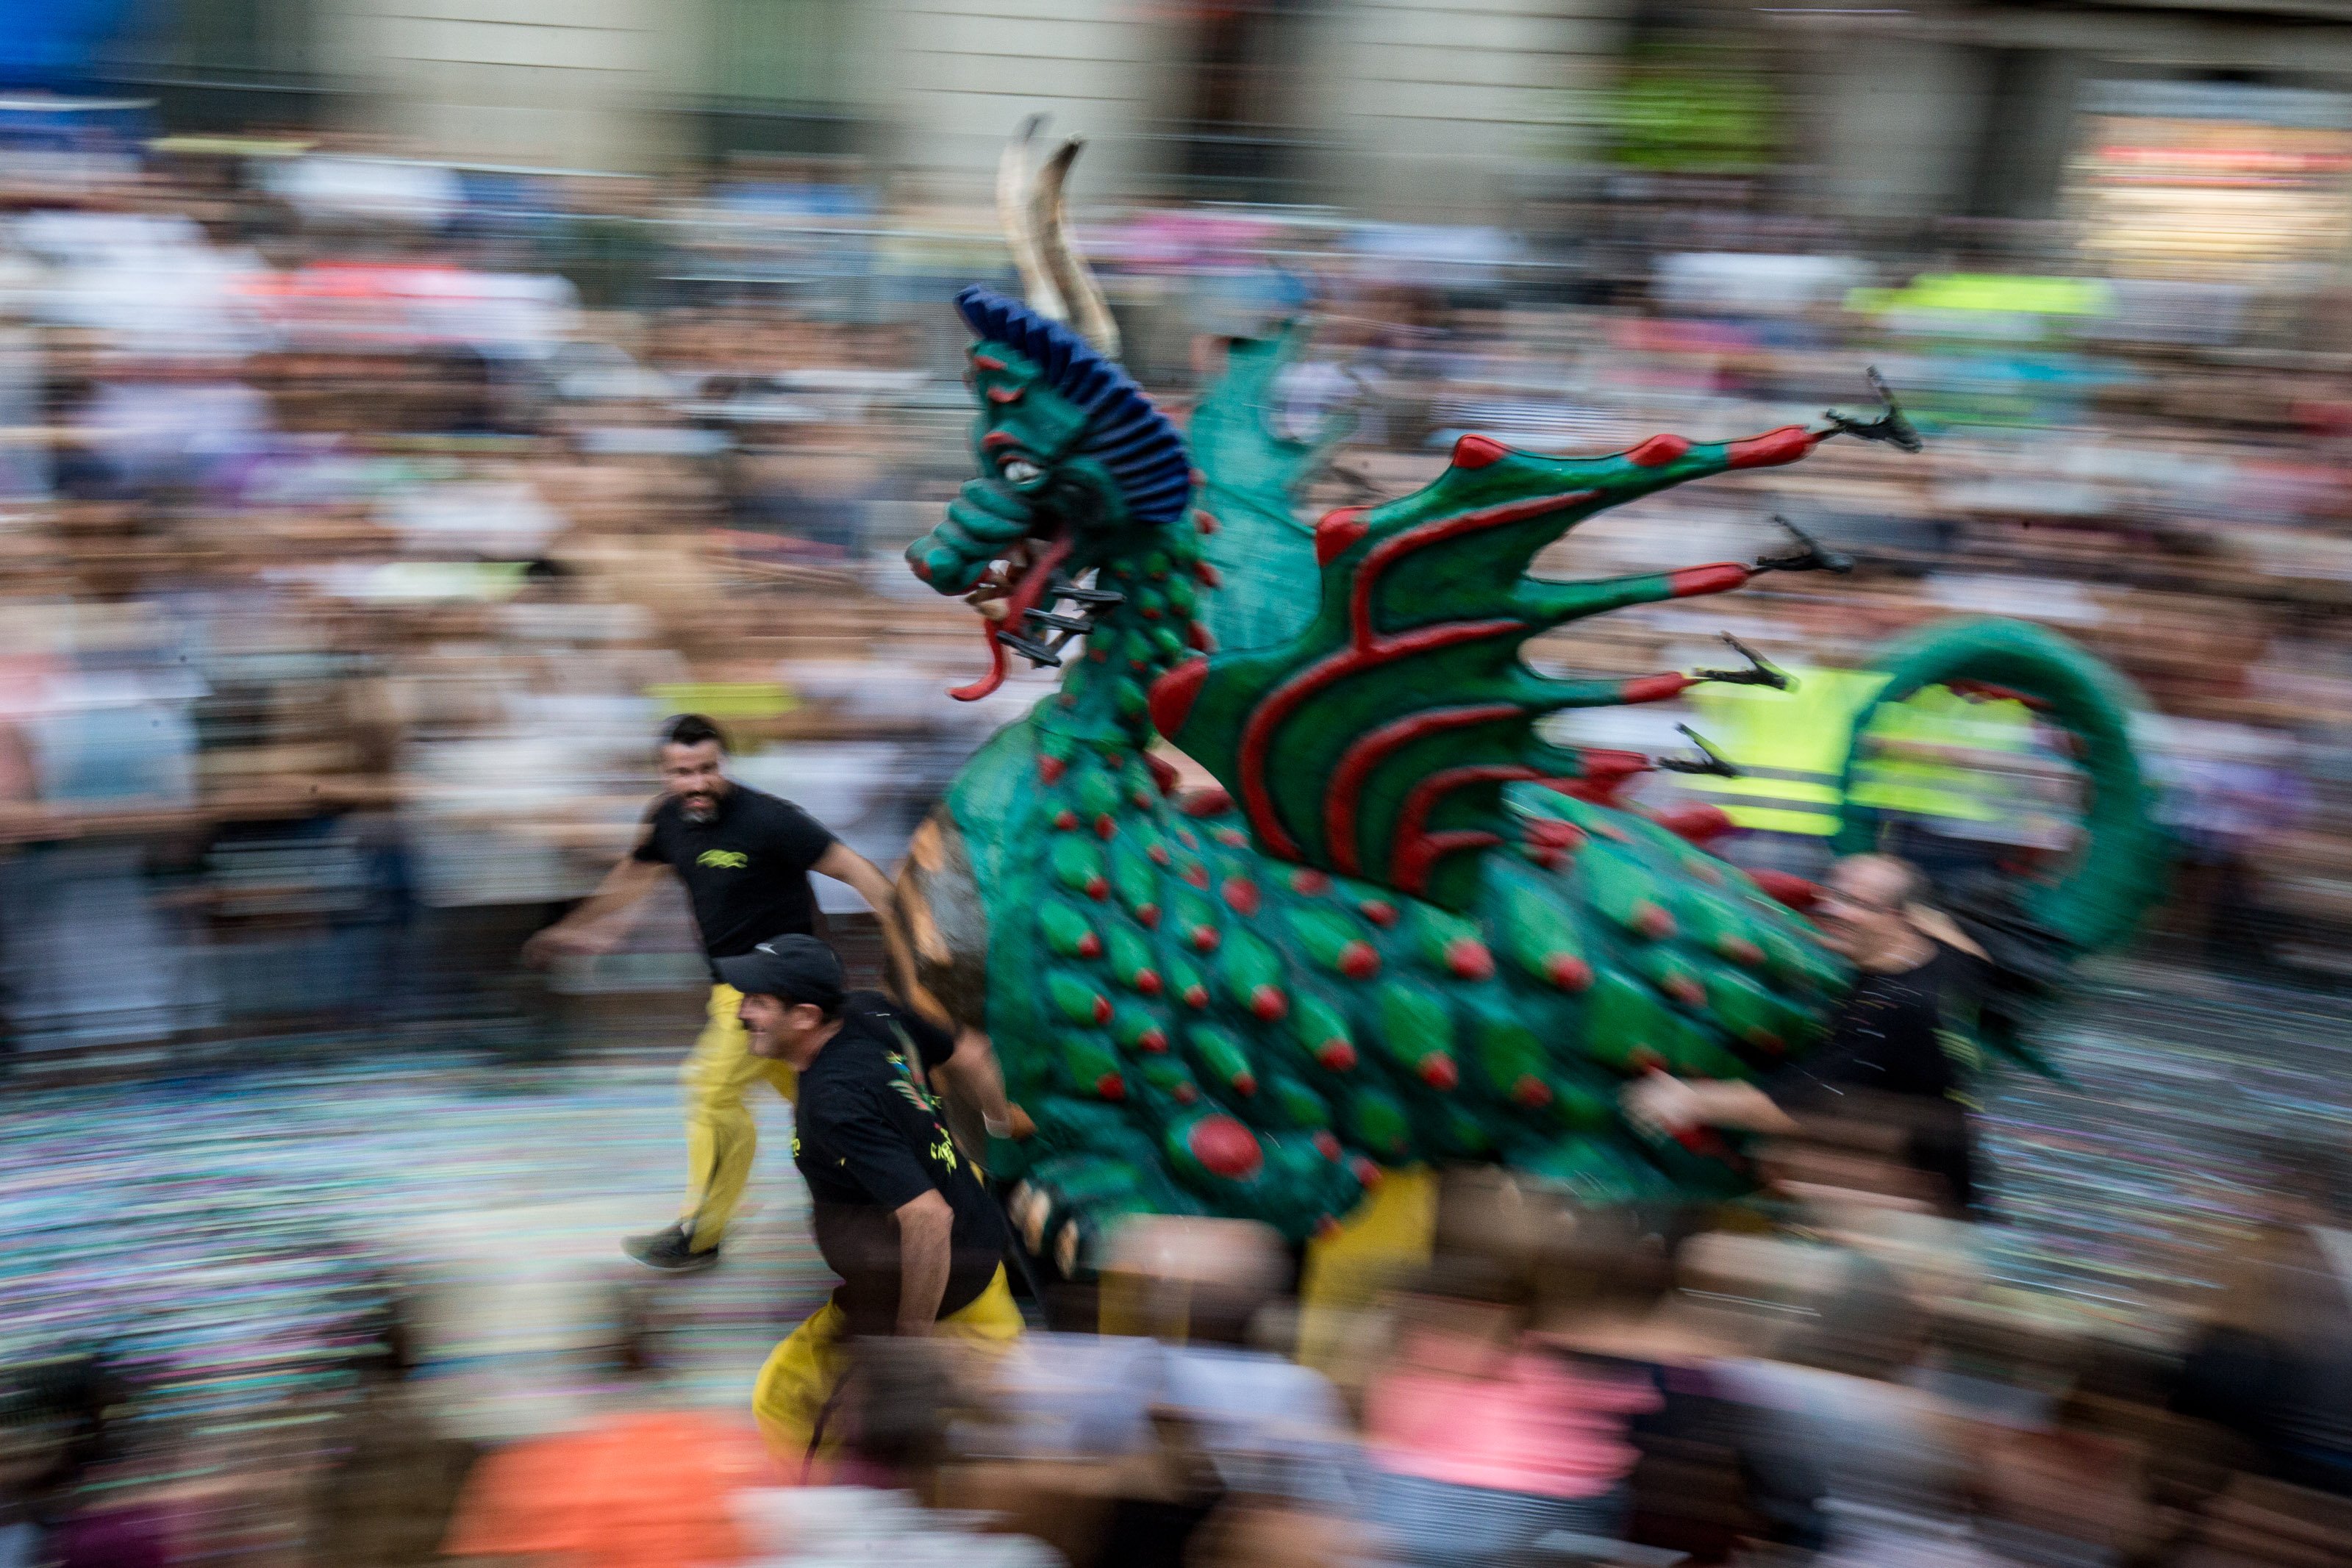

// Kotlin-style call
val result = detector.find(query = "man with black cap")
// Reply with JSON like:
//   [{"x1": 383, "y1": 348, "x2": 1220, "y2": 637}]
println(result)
[{"x1": 713, "y1": 934, "x2": 1023, "y2": 1457}]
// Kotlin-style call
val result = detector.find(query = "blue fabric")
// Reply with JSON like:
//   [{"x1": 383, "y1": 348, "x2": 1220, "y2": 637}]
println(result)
[{"x1": 1373, "y1": 1472, "x2": 1629, "y2": 1567}]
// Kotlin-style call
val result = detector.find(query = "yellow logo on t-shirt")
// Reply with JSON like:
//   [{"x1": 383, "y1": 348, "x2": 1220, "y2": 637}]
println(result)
[{"x1": 696, "y1": 849, "x2": 749, "y2": 870}]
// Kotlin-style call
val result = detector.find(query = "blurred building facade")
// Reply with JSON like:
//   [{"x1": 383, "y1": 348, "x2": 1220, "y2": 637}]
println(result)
[{"x1": 31, "y1": 0, "x2": 2352, "y2": 237}]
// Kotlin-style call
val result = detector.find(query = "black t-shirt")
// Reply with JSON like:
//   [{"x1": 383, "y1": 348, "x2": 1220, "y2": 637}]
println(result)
[
  {"x1": 1767, "y1": 941, "x2": 1981, "y2": 1109},
  {"x1": 632, "y1": 784, "x2": 834, "y2": 961},
  {"x1": 791, "y1": 992, "x2": 1007, "y2": 1334}
]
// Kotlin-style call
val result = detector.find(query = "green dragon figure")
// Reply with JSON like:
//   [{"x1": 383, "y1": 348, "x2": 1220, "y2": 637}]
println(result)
[{"x1": 892, "y1": 131, "x2": 2167, "y2": 1275}]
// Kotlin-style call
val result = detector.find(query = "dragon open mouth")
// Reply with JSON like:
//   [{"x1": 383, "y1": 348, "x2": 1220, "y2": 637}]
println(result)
[{"x1": 948, "y1": 532, "x2": 1076, "y2": 701}]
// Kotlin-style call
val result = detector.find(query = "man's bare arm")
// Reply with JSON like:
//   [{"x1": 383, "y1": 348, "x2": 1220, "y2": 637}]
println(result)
[
  {"x1": 893, "y1": 1188, "x2": 954, "y2": 1336},
  {"x1": 814, "y1": 841, "x2": 922, "y2": 996},
  {"x1": 932, "y1": 1028, "x2": 1029, "y2": 1139},
  {"x1": 522, "y1": 853, "x2": 665, "y2": 967},
  {"x1": 1623, "y1": 1074, "x2": 1800, "y2": 1139}
]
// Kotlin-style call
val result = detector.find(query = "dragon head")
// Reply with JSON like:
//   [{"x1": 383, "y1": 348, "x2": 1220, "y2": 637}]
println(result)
[{"x1": 905, "y1": 126, "x2": 1194, "y2": 702}]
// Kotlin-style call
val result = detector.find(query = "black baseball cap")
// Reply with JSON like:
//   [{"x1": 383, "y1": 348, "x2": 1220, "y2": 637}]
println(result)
[{"x1": 714, "y1": 934, "x2": 846, "y2": 1009}]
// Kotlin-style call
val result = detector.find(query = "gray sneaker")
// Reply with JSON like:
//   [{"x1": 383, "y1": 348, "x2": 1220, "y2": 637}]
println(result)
[{"x1": 623, "y1": 1223, "x2": 719, "y2": 1273}]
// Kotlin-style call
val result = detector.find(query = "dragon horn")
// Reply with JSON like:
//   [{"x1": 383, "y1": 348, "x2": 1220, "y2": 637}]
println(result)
[
  {"x1": 1031, "y1": 135, "x2": 1122, "y2": 362},
  {"x1": 997, "y1": 115, "x2": 1068, "y2": 323}
]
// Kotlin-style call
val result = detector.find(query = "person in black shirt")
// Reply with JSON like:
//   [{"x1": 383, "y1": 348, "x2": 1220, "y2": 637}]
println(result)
[
  {"x1": 1625, "y1": 853, "x2": 1990, "y2": 1216},
  {"x1": 525, "y1": 714, "x2": 1008, "y2": 1273},
  {"x1": 712, "y1": 935, "x2": 1023, "y2": 1458}
]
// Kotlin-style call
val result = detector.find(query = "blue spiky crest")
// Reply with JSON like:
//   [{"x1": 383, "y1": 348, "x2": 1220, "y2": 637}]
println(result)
[{"x1": 956, "y1": 286, "x2": 1193, "y2": 530}]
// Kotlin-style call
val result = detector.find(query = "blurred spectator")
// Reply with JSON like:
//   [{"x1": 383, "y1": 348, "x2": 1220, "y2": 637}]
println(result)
[
  {"x1": 2173, "y1": 1138, "x2": 2352, "y2": 1499},
  {"x1": 1364, "y1": 1259, "x2": 1659, "y2": 1564}
]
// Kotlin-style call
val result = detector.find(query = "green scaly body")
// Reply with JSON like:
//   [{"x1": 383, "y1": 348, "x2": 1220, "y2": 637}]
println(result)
[{"x1": 903, "y1": 286, "x2": 2165, "y2": 1272}]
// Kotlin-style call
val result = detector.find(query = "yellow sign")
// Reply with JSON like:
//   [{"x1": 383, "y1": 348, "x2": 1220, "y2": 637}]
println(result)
[{"x1": 645, "y1": 682, "x2": 798, "y2": 719}]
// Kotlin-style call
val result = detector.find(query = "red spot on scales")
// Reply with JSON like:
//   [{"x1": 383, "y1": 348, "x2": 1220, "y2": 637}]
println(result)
[
  {"x1": 980, "y1": 430, "x2": 1020, "y2": 450},
  {"x1": 1651, "y1": 803, "x2": 1737, "y2": 845},
  {"x1": 1181, "y1": 864, "x2": 1210, "y2": 889},
  {"x1": 1293, "y1": 868, "x2": 1330, "y2": 895},
  {"x1": 1144, "y1": 753, "x2": 1179, "y2": 795},
  {"x1": 1222, "y1": 877, "x2": 1261, "y2": 916},
  {"x1": 1633, "y1": 903, "x2": 1677, "y2": 940},
  {"x1": 909, "y1": 555, "x2": 932, "y2": 583},
  {"x1": 1076, "y1": 934, "x2": 1102, "y2": 959},
  {"x1": 1621, "y1": 672, "x2": 1698, "y2": 704},
  {"x1": 1662, "y1": 975, "x2": 1706, "y2": 1009},
  {"x1": 1179, "y1": 789, "x2": 1233, "y2": 818},
  {"x1": 1095, "y1": 1073, "x2": 1126, "y2": 1101},
  {"x1": 1181, "y1": 984, "x2": 1209, "y2": 1009},
  {"x1": 1148, "y1": 844, "x2": 1171, "y2": 867},
  {"x1": 1315, "y1": 1039, "x2": 1357, "y2": 1072},
  {"x1": 1313, "y1": 1131, "x2": 1342, "y2": 1160},
  {"x1": 1668, "y1": 562, "x2": 1751, "y2": 599},
  {"x1": 1187, "y1": 623, "x2": 1218, "y2": 653},
  {"x1": 1551, "y1": 750, "x2": 1650, "y2": 809},
  {"x1": 1231, "y1": 1072, "x2": 1257, "y2": 1097},
  {"x1": 1720, "y1": 937, "x2": 1765, "y2": 968},
  {"x1": 1750, "y1": 869, "x2": 1823, "y2": 912},
  {"x1": 1512, "y1": 1075, "x2": 1554, "y2": 1109},
  {"x1": 1337, "y1": 942, "x2": 1380, "y2": 981},
  {"x1": 985, "y1": 384, "x2": 1023, "y2": 404},
  {"x1": 1444, "y1": 938, "x2": 1495, "y2": 981},
  {"x1": 1148, "y1": 657, "x2": 1209, "y2": 739},
  {"x1": 1038, "y1": 754, "x2": 1067, "y2": 785},
  {"x1": 1626, "y1": 433, "x2": 1692, "y2": 468},
  {"x1": 1350, "y1": 1158, "x2": 1384, "y2": 1189},
  {"x1": 1133, "y1": 969, "x2": 1163, "y2": 997},
  {"x1": 1137, "y1": 1027, "x2": 1169, "y2": 1053},
  {"x1": 1091, "y1": 995, "x2": 1114, "y2": 1025},
  {"x1": 1527, "y1": 819, "x2": 1584, "y2": 850},
  {"x1": 1194, "y1": 561, "x2": 1222, "y2": 588},
  {"x1": 1136, "y1": 904, "x2": 1162, "y2": 929},
  {"x1": 1248, "y1": 986, "x2": 1287, "y2": 1023},
  {"x1": 1175, "y1": 1083, "x2": 1198, "y2": 1104},
  {"x1": 1189, "y1": 926, "x2": 1220, "y2": 953},
  {"x1": 1360, "y1": 899, "x2": 1398, "y2": 928},
  {"x1": 1315, "y1": 506, "x2": 1370, "y2": 565},
  {"x1": 1451, "y1": 433, "x2": 1509, "y2": 469},
  {"x1": 1195, "y1": 509, "x2": 1219, "y2": 535},
  {"x1": 1093, "y1": 815, "x2": 1117, "y2": 839},
  {"x1": 1418, "y1": 1056, "x2": 1460, "y2": 1091},
  {"x1": 1545, "y1": 953, "x2": 1594, "y2": 992},
  {"x1": 1052, "y1": 809, "x2": 1078, "y2": 831},
  {"x1": 1727, "y1": 425, "x2": 1816, "y2": 469},
  {"x1": 971, "y1": 354, "x2": 1006, "y2": 372},
  {"x1": 1084, "y1": 876, "x2": 1109, "y2": 901}
]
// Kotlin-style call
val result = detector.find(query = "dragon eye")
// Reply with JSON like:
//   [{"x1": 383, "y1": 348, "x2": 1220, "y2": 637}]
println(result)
[{"x1": 1000, "y1": 457, "x2": 1042, "y2": 484}]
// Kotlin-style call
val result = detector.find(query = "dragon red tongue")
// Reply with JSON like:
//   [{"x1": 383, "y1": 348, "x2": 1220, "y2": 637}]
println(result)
[{"x1": 948, "y1": 534, "x2": 1074, "y2": 701}]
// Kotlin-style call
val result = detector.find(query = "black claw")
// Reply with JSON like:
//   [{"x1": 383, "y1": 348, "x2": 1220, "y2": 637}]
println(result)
[
  {"x1": 1655, "y1": 725, "x2": 1742, "y2": 778},
  {"x1": 1755, "y1": 515, "x2": 1853, "y2": 576},
  {"x1": 999, "y1": 631, "x2": 1062, "y2": 667},
  {"x1": 1819, "y1": 366, "x2": 1923, "y2": 453},
  {"x1": 1048, "y1": 579, "x2": 1124, "y2": 606},
  {"x1": 1694, "y1": 632, "x2": 1795, "y2": 692},
  {"x1": 1023, "y1": 609, "x2": 1096, "y2": 634}
]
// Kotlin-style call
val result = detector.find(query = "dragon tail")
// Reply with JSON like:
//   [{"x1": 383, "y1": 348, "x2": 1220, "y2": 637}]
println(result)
[{"x1": 1837, "y1": 615, "x2": 2166, "y2": 955}]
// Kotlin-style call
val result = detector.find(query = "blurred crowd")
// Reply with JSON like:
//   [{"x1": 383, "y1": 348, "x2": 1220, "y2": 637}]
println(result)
[
  {"x1": 9, "y1": 125, "x2": 2352, "y2": 1568},
  {"x1": 12, "y1": 1156, "x2": 2352, "y2": 1568}
]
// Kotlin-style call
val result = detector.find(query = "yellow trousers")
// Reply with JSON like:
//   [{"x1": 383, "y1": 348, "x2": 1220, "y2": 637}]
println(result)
[
  {"x1": 751, "y1": 1265, "x2": 1024, "y2": 1461},
  {"x1": 679, "y1": 982, "x2": 797, "y2": 1252}
]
